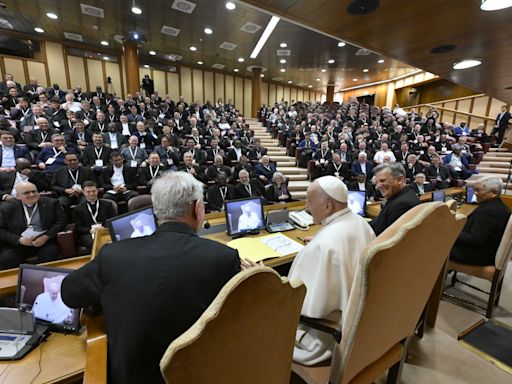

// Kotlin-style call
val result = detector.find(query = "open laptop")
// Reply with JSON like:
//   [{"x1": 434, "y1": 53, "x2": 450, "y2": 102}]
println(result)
[
  {"x1": 106, "y1": 206, "x2": 158, "y2": 241},
  {"x1": 348, "y1": 190, "x2": 367, "y2": 217}
]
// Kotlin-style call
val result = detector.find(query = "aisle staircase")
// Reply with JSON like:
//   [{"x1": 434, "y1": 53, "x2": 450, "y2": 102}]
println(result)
[
  {"x1": 246, "y1": 118, "x2": 310, "y2": 199},
  {"x1": 467, "y1": 147, "x2": 512, "y2": 194}
]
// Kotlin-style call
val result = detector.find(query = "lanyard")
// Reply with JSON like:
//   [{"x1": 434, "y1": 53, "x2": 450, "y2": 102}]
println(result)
[
  {"x1": 149, "y1": 166, "x2": 160, "y2": 179},
  {"x1": 78, "y1": 132, "x2": 85, "y2": 141},
  {"x1": 23, "y1": 204, "x2": 38, "y2": 228},
  {"x1": 333, "y1": 163, "x2": 342, "y2": 172},
  {"x1": 321, "y1": 150, "x2": 328, "y2": 159},
  {"x1": 97, "y1": 122, "x2": 104, "y2": 132},
  {"x1": 129, "y1": 147, "x2": 138, "y2": 159},
  {"x1": 87, "y1": 200, "x2": 99, "y2": 224},
  {"x1": 220, "y1": 187, "x2": 227, "y2": 201},
  {"x1": 94, "y1": 147, "x2": 103, "y2": 159},
  {"x1": 68, "y1": 169, "x2": 79, "y2": 184},
  {"x1": 52, "y1": 148, "x2": 62, "y2": 158},
  {"x1": 41, "y1": 132, "x2": 48, "y2": 142}
]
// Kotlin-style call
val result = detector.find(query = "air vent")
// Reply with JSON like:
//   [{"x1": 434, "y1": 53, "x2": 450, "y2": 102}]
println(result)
[
  {"x1": 212, "y1": 64, "x2": 225, "y2": 69},
  {"x1": 160, "y1": 25, "x2": 181, "y2": 37},
  {"x1": 240, "y1": 22, "x2": 262, "y2": 33},
  {"x1": 171, "y1": 0, "x2": 196, "y2": 14},
  {"x1": 277, "y1": 50, "x2": 290, "y2": 56},
  {"x1": 166, "y1": 54, "x2": 182, "y2": 61},
  {"x1": 355, "y1": 48, "x2": 371, "y2": 55},
  {"x1": 0, "y1": 17, "x2": 13, "y2": 29},
  {"x1": 64, "y1": 32, "x2": 83, "y2": 42},
  {"x1": 80, "y1": 3, "x2": 104, "y2": 18},
  {"x1": 219, "y1": 42, "x2": 237, "y2": 50}
]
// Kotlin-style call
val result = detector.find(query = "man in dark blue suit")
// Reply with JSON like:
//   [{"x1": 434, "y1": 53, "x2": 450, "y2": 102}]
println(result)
[
  {"x1": 351, "y1": 152, "x2": 374, "y2": 178},
  {"x1": 0, "y1": 130, "x2": 31, "y2": 172},
  {"x1": 491, "y1": 105, "x2": 511, "y2": 144}
]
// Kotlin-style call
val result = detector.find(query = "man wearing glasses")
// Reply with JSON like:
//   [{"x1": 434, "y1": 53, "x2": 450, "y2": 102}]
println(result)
[{"x1": 0, "y1": 181, "x2": 66, "y2": 269}]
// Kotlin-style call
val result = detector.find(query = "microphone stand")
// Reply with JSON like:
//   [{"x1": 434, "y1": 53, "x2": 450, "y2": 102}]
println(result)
[{"x1": 505, "y1": 159, "x2": 512, "y2": 195}]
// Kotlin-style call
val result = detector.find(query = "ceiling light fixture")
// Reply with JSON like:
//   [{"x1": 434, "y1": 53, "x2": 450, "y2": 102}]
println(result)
[
  {"x1": 204, "y1": 27, "x2": 213, "y2": 34},
  {"x1": 453, "y1": 59, "x2": 482, "y2": 70},
  {"x1": 46, "y1": 12, "x2": 58, "y2": 19},
  {"x1": 189, "y1": 46, "x2": 197, "y2": 51},
  {"x1": 288, "y1": 80, "x2": 292, "y2": 84},
  {"x1": 280, "y1": 68, "x2": 286, "y2": 72},
  {"x1": 338, "y1": 42, "x2": 346, "y2": 47},
  {"x1": 261, "y1": 74, "x2": 264, "y2": 78},
  {"x1": 34, "y1": 27, "x2": 44, "y2": 33},
  {"x1": 328, "y1": 59, "x2": 335, "y2": 64},
  {"x1": 280, "y1": 42, "x2": 287, "y2": 48},
  {"x1": 363, "y1": 68, "x2": 369, "y2": 72},
  {"x1": 144, "y1": 64, "x2": 149, "y2": 68},
  {"x1": 280, "y1": 59, "x2": 286, "y2": 64},
  {"x1": 103, "y1": 56, "x2": 110, "y2": 61},
  {"x1": 316, "y1": 78, "x2": 321, "y2": 81},
  {"x1": 353, "y1": 78, "x2": 358, "y2": 81},
  {"x1": 100, "y1": 40, "x2": 109, "y2": 46},
  {"x1": 308, "y1": 85, "x2": 313, "y2": 88},
  {"x1": 321, "y1": 69, "x2": 327, "y2": 72},
  {"x1": 226, "y1": 2, "x2": 236, "y2": 10},
  {"x1": 234, "y1": 68, "x2": 239, "y2": 72},
  {"x1": 480, "y1": 0, "x2": 512, "y2": 11},
  {"x1": 250, "y1": 16, "x2": 280, "y2": 59},
  {"x1": 149, "y1": 50, "x2": 156, "y2": 55},
  {"x1": 238, "y1": 57, "x2": 244, "y2": 62},
  {"x1": 131, "y1": 6, "x2": 142, "y2": 14},
  {"x1": 377, "y1": 59, "x2": 385, "y2": 63},
  {"x1": 197, "y1": 61, "x2": 203, "y2": 65}
]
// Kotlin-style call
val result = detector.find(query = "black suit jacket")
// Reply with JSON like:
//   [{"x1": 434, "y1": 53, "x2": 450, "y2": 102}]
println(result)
[
  {"x1": 496, "y1": 111, "x2": 511, "y2": 129},
  {"x1": 207, "y1": 184, "x2": 236, "y2": 211},
  {"x1": 411, "y1": 182, "x2": 433, "y2": 196},
  {"x1": 73, "y1": 199, "x2": 117, "y2": 236},
  {"x1": 425, "y1": 164, "x2": 450, "y2": 180},
  {"x1": 80, "y1": 145, "x2": 112, "y2": 167},
  {"x1": 451, "y1": 198, "x2": 510, "y2": 266},
  {"x1": 61, "y1": 221, "x2": 241, "y2": 384},
  {"x1": 100, "y1": 166, "x2": 138, "y2": 191},
  {"x1": 26, "y1": 129, "x2": 56, "y2": 151},
  {"x1": 370, "y1": 186, "x2": 420, "y2": 236},
  {"x1": 51, "y1": 166, "x2": 92, "y2": 196},
  {"x1": 0, "y1": 170, "x2": 49, "y2": 199},
  {"x1": 234, "y1": 179, "x2": 265, "y2": 199},
  {"x1": 0, "y1": 197, "x2": 66, "y2": 245},
  {"x1": 347, "y1": 181, "x2": 376, "y2": 197}
]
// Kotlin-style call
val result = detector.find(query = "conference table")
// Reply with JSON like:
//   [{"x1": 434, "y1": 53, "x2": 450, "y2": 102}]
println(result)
[{"x1": 0, "y1": 188, "x2": 474, "y2": 383}]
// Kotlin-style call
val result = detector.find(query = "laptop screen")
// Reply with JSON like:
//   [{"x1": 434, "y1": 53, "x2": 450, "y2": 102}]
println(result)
[
  {"x1": 432, "y1": 190, "x2": 445, "y2": 202},
  {"x1": 347, "y1": 190, "x2": 366, "y2": 217},
  {"x1": 224, "y1": 197, "x2": 265, "y2": 236},
  {"x1": 16, "y1": 265, "x2": 81, "y2": 333},
  {"x1": 106, "y1": 207, "x2": 157, "y2": 241}
]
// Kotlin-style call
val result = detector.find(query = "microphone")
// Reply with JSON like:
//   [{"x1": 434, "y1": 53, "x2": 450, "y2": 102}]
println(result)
[{"x1": 203, "y1": 221, "x2": 211, "y2": 229}]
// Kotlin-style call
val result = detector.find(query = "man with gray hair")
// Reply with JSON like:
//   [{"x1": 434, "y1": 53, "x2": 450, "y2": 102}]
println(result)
[
  {"x1": 450, "y1": 177, "x2": 510, "y2": 266},
  {"x1": 61, "y1": 172, "x2": 241, "y2": 383},
  {"x1": 370, "y1": 162, "x2": 420, "y2": 236}
]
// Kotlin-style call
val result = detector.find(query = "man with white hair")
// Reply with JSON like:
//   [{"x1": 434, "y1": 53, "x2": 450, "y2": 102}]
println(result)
[
  {"x1": 450, "y1": 177, "x2": 510, "y2": 266},
  {"x1": 32, "y1": 281, "x2": 73, "y2": 324},
  {"x1": 288, "y1": 176, "x2": 375, "y2": 365},
  {"x1": 61, "y1": 172, "x2": 241, "y2": 384}
]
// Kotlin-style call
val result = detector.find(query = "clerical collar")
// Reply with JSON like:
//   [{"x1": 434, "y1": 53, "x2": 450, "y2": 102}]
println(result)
[{"x1": 321, "y1": 207, "x2": 351, "y2": 226}]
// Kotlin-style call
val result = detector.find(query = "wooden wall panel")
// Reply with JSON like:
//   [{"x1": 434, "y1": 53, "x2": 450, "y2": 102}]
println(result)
[
  {"x1": 443, "y1": 101, "x2": 456, "y2": 123},
  {"x1": 105, "y1": 62, "x2": 122, "y2": 98},
  {"x1": 269, "y1": 84, "x2": 276, "y2": 105},
  {"x1": 297, "y1": 88, "x2": 304, "y2": 103},
  {"x1": 26, "y1": 61, "x2": 48, "y2": 87},
  {"x1": 283, "y1": 86, "x2": 291, "y2": 103},
  {"x1": 225, "y1": 75, "x2": 234, "y2": 103},
  {"x1": 180, "y1": 67, "x2": 192, "y2": 102},
  {"x1": 152, "y1": 70, "x2": 166, "y2": 96},
  {"x1": 45, "y1": 42, "x2": 68, "y2": 89},
  {"x1": 67, "y1": 56, "x2": 87, "y2": 90},
  {"x1": 290, "y1": 88, "x2": 297, "y2": 104},
  {"x1": 489, "y1": 98, "x2": 505, "y2": 118},
  {"x1": 215, "y1": 73, "x2": 224, "y2": 103},
  {"x1": 471, "y1": 117, "x2": 486, "y2": 130},
  {"x1": 167, "y1": 72, "x2": 180, "y2": 101},
  {"x1": 234, "y1": 77, "x2": 244, "y2": 115},
  {"x1": 261, "y1": 82, "x2": 269, "y2": 106},
  {"x1": 457, "y1": 99, "x2": 472, "y2": 113},
  {"x1": 87, "y1": 59, "x2": 105, "y2": 92},
  {"x1": 472, "y1": 96, "x2": 489, "y2": 116},
  {"x1": 204, "y1": 71, "x2": 214, "y2": 104},
  {"x1": 192, "y1": 69, "x2": 203, "y2": 104},
  {"x1": 244, "y1": 78, "x2": 252, "y2": 117},
  {"x1": 276, "y1": 85, "x2": 284, "y2": 102},
  {"x1": 3, "y1": 58, "x2": 26, "y2": 85}
]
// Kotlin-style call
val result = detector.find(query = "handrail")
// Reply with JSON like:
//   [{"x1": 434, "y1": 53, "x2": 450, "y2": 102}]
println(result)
[
  {"x1": 404, "y1": 104, "x2": 495, "y2": 122},
  {"x1": 403, "y1": 94, "x2": 486, "y2": 109}
]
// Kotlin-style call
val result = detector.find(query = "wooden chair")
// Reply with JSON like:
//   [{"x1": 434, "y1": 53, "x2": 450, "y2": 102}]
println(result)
[
  {"x1": 292, "y1": 202, "x2": 466, "y2": 384},
  {"x1": 445, "y1": 214, "x2": 512, "y2": 318},
  {"x1": 160, "y1": 267, "x2": 306, "y2": 384}
]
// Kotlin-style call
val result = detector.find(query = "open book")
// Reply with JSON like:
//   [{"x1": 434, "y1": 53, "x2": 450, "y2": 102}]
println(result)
[{"x1": 227, "y1": 233, "x2": 304, "y2": 263}]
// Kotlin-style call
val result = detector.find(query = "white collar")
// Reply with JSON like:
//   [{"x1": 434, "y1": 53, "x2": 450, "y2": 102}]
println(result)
[{"x1": 321, "y1": 206, "x2": 351, "y2": 225}]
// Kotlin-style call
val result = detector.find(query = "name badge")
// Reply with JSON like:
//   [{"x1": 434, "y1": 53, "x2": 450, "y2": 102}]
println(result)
[
  {"x1": 72, "y1": 184, "x2": 82, "y2": 190},
  {"x1": 320, "y1": 159, "x2": 325, "y2": 164},
  {"x1": 45, "y1": 157, "x2": 56, "y2": 165},
  {"x1": 111, "y1": 143, "x2": 118, "y2": 149},
  {"x1": 140, "y1": 142, "x2": 146, "y2": 149},
  {"x1": 53, "y1": 121, "x2": 60, "y2": 127},
  {"x1": 167, "y1": 158, "x2": 174, "y2": 165},
  {"x1": 159, "y1": 113, "x2": 165, "y2": 119},
  {"x1": 420, "y1": 150, "x2": 424, "y2": 155},
  {"x1": 334, "y1": 172, "x2": 340, "y2": 177},
  {"x1": 130, "y1": 160, "x2": 138, "y2": 168},
  {"x1": 95, "y1": 159, "x2": 104, "y2": 167},
  {"x1": 442, "y1": 147, "x2": 447, "y2": 153}
]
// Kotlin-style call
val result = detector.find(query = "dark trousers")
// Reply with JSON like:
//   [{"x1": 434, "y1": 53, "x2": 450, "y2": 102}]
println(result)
[
  {"x1": 491, "y1": 126, "x2": 506, "y2": 144},
  {"x1": 0, "y1": 241, "x2": 59, "y2": 270},
  {"x1": 102, "y1": 190, "x2": 138, "y2": 203},
  {"x1": 79, "y1": 234, "x2": 93, "y2": 253}
]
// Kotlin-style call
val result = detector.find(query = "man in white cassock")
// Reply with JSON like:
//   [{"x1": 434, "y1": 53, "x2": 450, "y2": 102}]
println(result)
[
  {"x1": 32, "y1": 282, "x2": 73, "y2": 324},
  {"x1": 288, "y1": 176, "x2": 375, "y2": 365}
]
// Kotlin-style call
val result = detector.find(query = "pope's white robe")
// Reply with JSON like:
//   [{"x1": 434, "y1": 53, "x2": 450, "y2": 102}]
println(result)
[
  {"x1": 32, "y1": 292, "x2": 72, "y2": 324},
  {"x1": 288, "y1": 207, "x2": 376, "y2": 365}
]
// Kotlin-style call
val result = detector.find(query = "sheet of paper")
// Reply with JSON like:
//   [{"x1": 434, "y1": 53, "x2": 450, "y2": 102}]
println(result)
[
  {"x1": 258, "y1": 233, "x2": 304, "y2": 256},
  {"x1": 21, "y1": 228, "x2": 47, "y2": 238},
  {"x1": 227, "y1": 233, "x2": 304, "y2": 263}
]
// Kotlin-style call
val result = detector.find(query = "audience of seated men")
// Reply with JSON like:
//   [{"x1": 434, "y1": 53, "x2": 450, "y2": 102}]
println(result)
[
  {"x1": 103, "y1": 122, "x2": 127, "y2": 151},
  {"x1": 348, "y1": 173, "x2": 376, "y2": 198},
  {"x1": 179, "y1": 151, "x2": 205, "y2": 183},
  {"x1": 265, "y1": 172, "x2": 293, "y2": 203},
  {"x1": 254, "y1": 155, "x2": 276, "y2": 185},
  {"x1": 0, "y1": 158, "x2": 49, "y2": 202},
  {"x1": 425, "y1": 155, "x2": 451, "y2": 189},
  {"x1": 0, "y1": 181, "x2": 66, "y2": 269},
  {"x1": 51, "y1": 152, "x2": 91, "y2": 210},
  {"x1": 450, "y1": 177, "x2": 510, "y2": 266},
  {"x1": 0, "y1": 130, "x2": 31, "y2": 172},
  {"x1": 411, "y1": 173, "x2": 433, "y2": 196},
  {"x1": 207, "y1": 173, "x2": 236, "y2": 212},
  {"x1": 36, "y1": 133, "x2": 74, "y2": 180},
  {"x1": 81, "y1": 132, "x2": 112, "y2": 169},
  {"x1": 234, "y1": 169, "x2": 265, "y2": 200},
  {"x1": 121, "y1": 135, "x2": 148, "y2": 167},
  {"x1": 205, "y1": 155, "x2": 231, "y2": 182},
  {"x1": 138, "y1": 152, "x2": 167, "y2": 189},
  {"x1": 100, "y1": 152, "x2": 139, "y2": 204}
]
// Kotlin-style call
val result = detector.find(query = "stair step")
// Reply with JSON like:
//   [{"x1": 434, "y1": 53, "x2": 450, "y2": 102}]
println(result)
[
  {"x1": 270, "y1": 155, "x2": 295, "y2": 161},
  {"x1": 478, "y1": 162, "x2": 511, "y2": 168},
  {"x1": 488, "y1": 148, "x2": 512, "y2": 152},
  {"x1": 487, "y1": 152, "x2": 512, "y2": 158},
  {"x1": 292, "y1": 191, "x2": 307, "y2": 200},
  {"x1": 277, "y1": 167, "x2": 308, "y2": 174},
  {"x1": 288, "y1": 181, "x2": 312, "y2": 191},
  {"x1": 477, "y1": 167, "x2": 509, "y2": 173},
  {"x1": 276, "y1": 161, "x2": 297, "y2": 167},
  {"x1": 469, "y1": 173, "x2": 509, "y2": 182}
]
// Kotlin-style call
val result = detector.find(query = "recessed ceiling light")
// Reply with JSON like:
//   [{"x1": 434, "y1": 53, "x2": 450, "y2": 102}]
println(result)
[
  {"x1": 308, "y1": 85, "x2": 313, "y2": 88},
  {"x1": 234, "y1": 68, "x2": 239, "y2": 72},
  {"x1": 453, "y1": 59, "x2": 482, "y2": 70},
  {"x1": 249, "y1": 16, "x2": 280, "y2": 59},
  {"x1": 316, "y1": 78, "x2": 321, "y2": 81},
  {"x1": 197, "y1": 61, "x2": 203, "y2": 65},
  {"x1": 46, "y1": 12, "x2": 58, "y2": 19},
  {"x1": 481, "y1": 0, "x2": 512, "y2": 11},
  {"x1": 226, "y1": 1, "x2": 236, "y2": 10},
  {"x1": 378, "y1": 59, "x2": 385, "y2": 63},
  {"x1": 321, "y1": 69, "x2": 327, "y2": 72},
  {"x1": 131, "y1": 6, "x2": 142, "y2": 14},
  {"x1": 280, "y1": 42, "x2": 287, "y2": 48},
  {"x1": 34, "y1": 27, "x2": 44, "y2": 33},
  {"x1": 338, "y1": 42, "x2": 346, "y2": 47},
  {"x1": 100, "y1": 40, "x2": 109, "y2": 46},
  {"x1": 261, "y1": 74, "x2": 264, "y2": 78},
  {"x1": 353, "y1": 78, "x2": 358, "y2": 81},
  {"x1": 103, "y1": 56, "x2": 110, "y2": 61},
  {"x1": 189, "y1": 46, "x2": 197, "y2": 51},
  {"x1": 149, "y1": 50, "x2": 156, "y2": 55},
  {"x1": 238, "y1": 57, "x2": 244, "y2": 62},
  {"x1": 280, "y1": 59, "x2": 286, "y2": 64},
  {"x1": 363, "y1": 68, "x2": 369, "y2": 72},
  {"x1": 288, "y1": 80, "x2": 292, "y2": 84},
  {"x1": 328, "y1": 59, "x2": 335, "y2": 64},
  {"x1": 144, "y1": 64, "x2": 149, "y2": 68},
  {"x1": 280, "y1": 68, "x2": 286, "y2": 72},
  {"x1": 204, "y1": 27, "x2": 213, "y2": 34}
]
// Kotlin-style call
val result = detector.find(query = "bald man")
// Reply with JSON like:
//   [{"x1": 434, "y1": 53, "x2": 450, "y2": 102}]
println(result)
[{"x1": 288, "y1": 176, "x2": 375, "y2": 366}]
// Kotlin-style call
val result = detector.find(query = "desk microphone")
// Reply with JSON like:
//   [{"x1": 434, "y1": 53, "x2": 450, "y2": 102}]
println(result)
[{"x1": 203, "y1": 221, "x2": 211, "y2": 229}]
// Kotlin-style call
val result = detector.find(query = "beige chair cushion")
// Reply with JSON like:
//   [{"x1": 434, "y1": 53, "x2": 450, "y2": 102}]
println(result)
[
  {"x1": 495, "y1": 215, "x2": 512, "y2": 269},
  {"x1": 448, "y1": 261, "x2": 496, "y2": 281}
]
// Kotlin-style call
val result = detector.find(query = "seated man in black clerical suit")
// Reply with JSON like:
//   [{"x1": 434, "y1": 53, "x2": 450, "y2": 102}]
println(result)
[
  {"x1": 61, "y1": 172, "x2": 241, "y2": 384},
  {"x1": 0, "y1": 181, "x2": 66, "y2": 269},
  {"x1": 99, "y1": 152, "x2": 139, "y2": 204},
  {"x1": 0, "y1": 158, "x2": 49, "y2": 203},
  {"x1": 450, "y1": 177, "x2": 511, "y2": 266},
  {"x1": 51, "y1": 152, "x2": 92, "y2": 210},
  {"x1": 138, "y1": 152, "x2": 167, "y2": 190},
  {"x1": 73, "y1": 181, "x2": 117, "y2": 252},
  {"x1": 207, "y1": 173, "x2": 236, "y2": 212},
  {"x1": 234, "y1": 169, "x2": 265, "y2": 200}
]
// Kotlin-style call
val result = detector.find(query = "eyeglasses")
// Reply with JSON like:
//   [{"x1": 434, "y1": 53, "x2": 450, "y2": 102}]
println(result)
[{"x1": 20, "y1": 190, "x2": 38, "y2": 195}]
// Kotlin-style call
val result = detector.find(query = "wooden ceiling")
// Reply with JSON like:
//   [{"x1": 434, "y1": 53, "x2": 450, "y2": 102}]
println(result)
[
  {"x1": 241, "y1": 0, "x2": 512, "y2": 104},
  {"x1": 0, "y1": 0, "x2": 416, "y2": 93}
]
